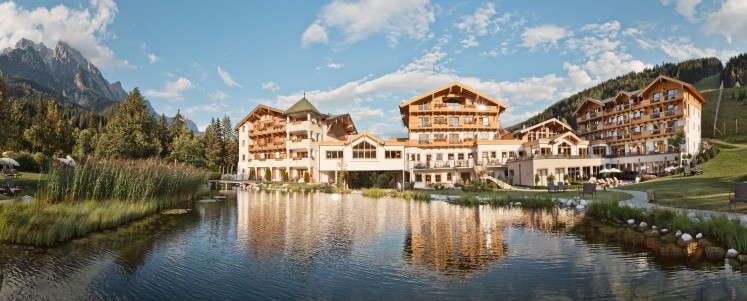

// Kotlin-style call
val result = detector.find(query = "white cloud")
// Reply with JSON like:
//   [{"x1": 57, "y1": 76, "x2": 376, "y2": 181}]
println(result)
[
  {"x1": 656, "y1": 37, "x2": 737, "y2": 62},
  {"x1": 0, "y1": 0, "x2": 129, "y2": 68},
  {"x1": 661, "y1": 0, "x2": 702, "y2": 21},
  {"x1": 147, "y1": 53, "x2": 159, "y2": 64},
  {"x1": 217, "y1": 66, "x2": 243, "y2": 88},
  {"x1": 144, "y1": 77, "x2": 194, "y2": 102},
  {"x1": 301, "y1": 21, "x2": 329, "y2": 47},
  {"x1": 705, "y1": 0, "x2": 747, "y2": 43},
  {"x1": 210, "y1": 90, "x2": 228, "y2": 100},
  {"x1": 316, "y1": 62, "x2": 344, "y2": 70},
  {"x1": 460, "y1": 35, "x2": 479, "y2": 48},
  {"x1": 184, "y1": 103, "x2": 229, "y2": 120},
  {"x1": 580, "y1": 21, "x2": 621, "y2": 39},
  {"x1": 455, "y1": 3, "x2": 510, "y2": 36},
  {"x1": 301, "y1": 0, "x2": 436, "y2": 47},
  {"x1": 261, "y1": 81, "x2": 280, "y2": 92},
  {"x1": 520, "y1": 24, "x2": 572, "y2": 50}
]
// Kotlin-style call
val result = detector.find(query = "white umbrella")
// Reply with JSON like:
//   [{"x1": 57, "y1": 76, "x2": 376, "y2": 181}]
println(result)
[
  {"x1": 0, "y1": 157, "x2": 19, "y2": 166},
  {"x1": 609, "y1": 168, "x2": 622, "y2": 173},
  {"x1": 57, "y1": 158, "x2": 76, "y2": 167},
  {"x1": 599, "y1": 168, "x2": 611, "y2": 173}
]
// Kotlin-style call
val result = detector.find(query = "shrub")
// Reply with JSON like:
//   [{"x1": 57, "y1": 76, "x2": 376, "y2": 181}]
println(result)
[
  {"x1": 282, "y1": 170, "x2": 289, "y2": 182},
  {"x1": 249, "y1": 168, "x2": 256, "y2": 180},
  {"x1": 547, "y1": 174, "x2": 556, "y2": 186},
  {"x1": 361, "y1": 188, "x2": 388, "y2": 198},
  {"x1": 13, "y1": 151, "x2": 40, "y2": 172},
  {"x1": 304, "y1": 172, "x2": 310, "y2": 183},
  {"x1": 264, "y1": 169, "x2": 271, "y2": 181}
]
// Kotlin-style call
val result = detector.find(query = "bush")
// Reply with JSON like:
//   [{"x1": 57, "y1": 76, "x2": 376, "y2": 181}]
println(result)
[
  {"x1": 282, "y1": 170, "x2": 289, "y2": 182},
  {"x1": 13, "y1": 151, "x2": 40, "y2": 172},
  {"x1": 264, "y1": 169, "x2": 271, "y2": 181},
  {"x1": 304, "y1": 172, "x2": 310, "y2": 183},
  {"x1": 249, "y1": 169, "x2": 256, "y2": 180},
  {"x1": 33, "y1": 152, "x2": 50, "y2": 172}
]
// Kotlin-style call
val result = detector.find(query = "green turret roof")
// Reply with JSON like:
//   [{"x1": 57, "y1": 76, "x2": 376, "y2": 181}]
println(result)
[{"x1": 283, "y1": 97, "x2": 322, "y2": 116}]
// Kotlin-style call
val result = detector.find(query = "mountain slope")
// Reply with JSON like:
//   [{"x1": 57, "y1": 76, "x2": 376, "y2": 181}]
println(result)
[{"x1": 0, "y1": 38, "x2": 198, "y2": 132}]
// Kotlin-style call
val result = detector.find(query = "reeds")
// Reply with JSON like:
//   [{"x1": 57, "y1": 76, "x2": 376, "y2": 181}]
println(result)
[
  {"x1": 1, "y1": 158, "x2": 209, "y2": 246},
  {"x1": 360, "y1": 188, "x2": 430, "y2": 201},
  {"x1": 36, "y1": 158, "x2": 209, "y2": 209}
]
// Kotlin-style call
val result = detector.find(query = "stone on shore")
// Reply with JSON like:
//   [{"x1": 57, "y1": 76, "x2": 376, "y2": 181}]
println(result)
[
  {"x1": 727, "y1": 249, "x2": 739, "y2": 258},
  {"x1": 696, "y1": 233, "x2": 703, "y2": 240},
  {"x1": 627, "y1": 219, "x2": 635, "y2": 225},
  {"x1": 660, "y1": 229, "x2": 669, "y2": 234},
  {"x1": 680, "y1": 233, "x2": 692, "y2": 243},
  {"x1": 638, "y1": 222, "x2": 648, "y2": 231},
  {"x1": 737, "y1": 254, "x2": 747, "y2": 264},
  {"x1": 704, "y1": 246, "x2": 727, "y2": 261},
  {"x1": 675, "y1": 230, "x2": 682, "y2": 238},
  {"x1": 687, "y1": 212, "x2": 696, "y2": 218}
]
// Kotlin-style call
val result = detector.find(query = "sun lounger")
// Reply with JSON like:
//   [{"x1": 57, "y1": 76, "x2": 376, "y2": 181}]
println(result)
[
  {"x1": 557, "y1": 182, "x2": 566, "y2": 192},
  {"x1": 613, "y1": 177, "x2": 622, "y2": 185},
  {"x1": 11, "y1": 169, "x2": 21, "y2": 179},
  {"x1": 695, "y1": 165, "x2": 703, "y2": 175},
  {"x1": 729, "y1": 183, "x2": 747, "y2": 211},
  {"x1": 548, "y1": 182, "x2": 558, "y2": 193},
  {"x1": 5, "y1": 178, "x2": 21, "y2": 195},
  {"x1": 579, "y1": 183, "x2": 596, "y2": 198}
]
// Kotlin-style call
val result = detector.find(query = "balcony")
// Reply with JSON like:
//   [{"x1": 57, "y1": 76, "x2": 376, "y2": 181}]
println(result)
[
  {"x1": 287, "y1": 138, "x2": 310, "y2": 150},
  {"x1": 286, "y1": 121, "x2": 309, "y2": 133},
  {"x1": 418, "y1": 122, "x2": 432, "y2": 127}
]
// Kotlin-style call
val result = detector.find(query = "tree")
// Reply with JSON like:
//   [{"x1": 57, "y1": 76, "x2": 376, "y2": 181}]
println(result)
[
  {"x1": 156, "y1": 114, "x2": 170, "y2": 158},
  {"x1": 73, "y1": 128, "x2": 97, "y2": 159},
  {"x1": 0, "y1": 75, "x2": 28, "y2": 151},
  {"x1": 96, "y1": 88, "x2": 161, "y2": 159},
  {"x1": 281, "y1": 170, "x2": 289, "y2": 182},
  {"x1": 204, "y1": 118, "x2": 226, "y2": 171},
  {"x1": 264, "y1": 168, "x2": 271, "y2": 181},
  {"x1": 249, "y1": 168, "x2": 256, "y2": 181},
  {"x1": 337, "y1": 158, "x2": 347, "y2": 190},
  {"x1": 221, "y1": 115, "x2": 238, "y2": 171},
  {"x1": 667, "y1": 133, "x2": 685, "y2": 152},
  {"x1": 24, "y1": 100, "x2": 72, "y2": 156},
  {"x1": 167, "y1": 110, "x2": 187, "y2": 144},
  {"x1": 167, "y1": 127, "x2": 205, "y2": 167},
  {"x1": 534, "y1": 174, "x2": 540, "y2": 186},
  {"x1": 547, "y1": 173, "x2": 556, "y2": 186}
]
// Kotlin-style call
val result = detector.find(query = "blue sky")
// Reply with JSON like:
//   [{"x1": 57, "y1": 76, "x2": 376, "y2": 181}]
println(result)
[{"x1": 2, "y1": 0, "x2": 746, "y2": 137}]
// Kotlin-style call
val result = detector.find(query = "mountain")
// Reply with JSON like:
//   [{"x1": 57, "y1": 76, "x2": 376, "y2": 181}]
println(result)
[
  {"x1": 0, "y1": 38, "x2": 198, "y2": 132},
  {"x1": 507, "y1": 57, "x2": 724, "y2": 131}
]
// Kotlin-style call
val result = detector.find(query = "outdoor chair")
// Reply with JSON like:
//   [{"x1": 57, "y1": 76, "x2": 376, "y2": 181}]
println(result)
[
  {"x1": 695, "y1": 165, "x2": 704, "y2": 175},
  {"x1": 729, "y1": 183, "x2": 747, "y2": 211},
  {"x1": 5, "y1": 178, "x2": 20, "y2": 196},
  {"x1": 683, "y1": 165, "x2": 691, "y2": 176},
  {"x1": 547, "y1": 182, "x2": 557, "y2": 193},
  {"x1": 11, "y1": 169, "x2": 20, "y2": 179},
  {"x1": 579, "y1": 183, "x2": 596, "y2": 198},
  {"x1": 557, "y1": 182, "x2": 566, "y2": 192},
  {"x1": 2, "y1": 169, "x2": 12, "y2": 178},
  {"x1": 613, "y1": 177, "x2": 622, "y2": 185}
]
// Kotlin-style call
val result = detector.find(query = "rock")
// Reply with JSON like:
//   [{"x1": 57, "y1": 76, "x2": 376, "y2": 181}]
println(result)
[
  {"x1": 579, "y1": 200, "x2": 588, "y2": 206},
  {"x1": 737, "y1": 254, "x2": 747, "y2": 264},
  {"x1": 687, "y1": 212, "x2": 696, "y2": 218},
  {"x1": 161, "y1": 209, "x2": 190, "y2": 215},
  {"x1": 627, "y1": 219, "x2": 635, "y2": 225},
  {"x1": 703, "y1": 216, "x2": 712, "y2": 222},
  {"x1": 727, "y1": 249, "x2": 739, "y2": 258},
  {"x1": 704, "y1": 246, "x2": 727, "y2": 261},
  {"x1": 660, "y1": 229, "x2": 669, "y2": 234},
  {"x1": 696, "y1": 233, "x2": 703, "y2": 240},
  {"x1": 576, "y1": 205, "x2": 585, "y2": 210},
  {"x1": 699, "y1": 239, "x2": 715, "y2": 247},
  {"x1": 638, "y1": 222, "x2": 648, "y2": 231},
  {"x1": 690, "y1": 217, "x2": 700, "y2": 224},
  {"x1": 675, "y1": 230, "x2": 682, "y2": 238},
  {"x1": 21, "y1": 195, "x2": 34, "y2": 202},
  {"x1": 644, "y1": 230, "x2": 661, "y2": 237},
  {"x1": 651, "y1": 226, "x2": 657, "y2": 230},
  {"x1": 509, "y1": 202, "x2": 514, "y2": 206},
  {"x1": 740, "y1": 217, "x2": 747, "y2": 229},
  {"x1": 680, "y1": 233, "x2": 693, "y2": 243},
  {"x1": 514, "y1": 202, "x2": 522, "y2": 206}
]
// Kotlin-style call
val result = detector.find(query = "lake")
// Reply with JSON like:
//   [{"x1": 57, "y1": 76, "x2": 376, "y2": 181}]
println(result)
[{"x1": 1, "y1": 190, "x2": 746, "y2": 300}]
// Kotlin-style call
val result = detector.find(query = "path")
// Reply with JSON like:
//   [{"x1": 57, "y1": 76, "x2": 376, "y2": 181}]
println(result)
[{"x1": 609, "y1": 188, "x2": 747, "y2": 220}]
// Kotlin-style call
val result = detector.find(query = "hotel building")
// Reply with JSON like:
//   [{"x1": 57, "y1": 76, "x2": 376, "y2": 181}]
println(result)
[{"x1": 237, "y1": 75, "x2": 706, "y2": 188}]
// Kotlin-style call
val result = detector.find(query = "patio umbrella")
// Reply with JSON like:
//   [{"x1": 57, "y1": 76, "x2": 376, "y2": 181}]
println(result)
[
  {"x1": 599, "y1": 168, "x2": 611, "y2": 173},
  {"x1": 57, "y1": 157, "x2": 76, "y2": 167},
  {"x1": 608, "y1": 168, "x2": 622, "y2": 173},
  {"x1": 0, "y1": 157, "x2": 19, "y2": 166}
]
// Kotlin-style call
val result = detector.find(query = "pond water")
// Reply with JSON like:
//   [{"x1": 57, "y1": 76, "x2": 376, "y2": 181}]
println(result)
[{"x1": 1, "y1": 191, "x2": 746, "y2": 300}]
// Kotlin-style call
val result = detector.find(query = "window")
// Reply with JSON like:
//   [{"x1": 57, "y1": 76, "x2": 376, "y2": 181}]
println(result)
[
  {"x1": 481, "y1": 117, "x2": 489, "y2": 126},
  {"x1": 449, "y1": 133, "x2": 459, "y2": 144},
  {"x1": 241, "y1": 126, "x2": 245, "y2": 132},
  {"x1": 449, "y1": 116, "x2": 459, "y2": 127},
  {"x1": 436, "y1": 153, "x2": 443, "y2": 161},
  {"x1": 434, "y1": 117, "x2": 446, "y2": 124},
  {"x1": 464, "y1": 117, "x2": 475, "y2": 124},
  {"x1": 326, "y1": 151, "x2": 343, "y2": 159},
  {"x1": 352, "y1": 141, "x2": 377, "y2": 159},
  {"x1": 418, "y1": 133, "x2": 430, "y2": 144},
  {"x1": 458, "y1": 153, "x2": 465, "y2": 160},
  {"x1": 385, "y1": 151, "x2": 401, "y2": 159},
  {"x1": 447, "y1": 153, "x2": 454, "y2": 160},
  {"x1": 419, "y1": 117, "x2": 430, "y2": 127},
  {"x1": 479, "y1": 132, "x2": 490, "y2": 140},
  {"x1": 435, "y1": 174, "x2": 442, "y2": 182},
  {"x1": 242, "y1": 154, "x2": 245, "y2": 161},
  {"x1": 653, "y1": 92, "x2": 662, "y2": 102},
  {"x1": 491, "y1": 152, "x2": 496, "y2": 158},
  {"x1": 416, "y1": 174, "x2": 422, "y2": 182},
  {"x1": 666, "y1": 89, "x2": 678, "y2": 100}
]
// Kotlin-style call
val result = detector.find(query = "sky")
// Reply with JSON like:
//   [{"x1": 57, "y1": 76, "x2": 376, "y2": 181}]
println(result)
[{"x1": 1, "y1": 0, "x2": 746, "y2": 137}]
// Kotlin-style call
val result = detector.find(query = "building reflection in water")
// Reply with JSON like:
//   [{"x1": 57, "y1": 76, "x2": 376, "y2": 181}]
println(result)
[{"x1": 236, "y1": 191, "x2": 582, "y2": 277}]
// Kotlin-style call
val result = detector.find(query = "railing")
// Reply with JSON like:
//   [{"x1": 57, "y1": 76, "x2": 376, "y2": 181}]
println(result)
[
  {"x1": 665, "y1": 110, "x2": 676, "y2": 117},
  {"x1": 417, "y1": 105, "x2": 430, "y2": 111},
  {"x1": 449, "y1": 123, "x2": 460, "y2": 127},
  {"x1": 507, "y1": 154, "x2": 602, "y2": 162},
  {"x1": 650, "y1": 113, "x2": 661, "y2": 119},
  {"x1": 590, "y1": 112, "x2": 598, "y2": 118},
  {"x1": 418, "y1": 122, "x2": 432, "y2": 127}
]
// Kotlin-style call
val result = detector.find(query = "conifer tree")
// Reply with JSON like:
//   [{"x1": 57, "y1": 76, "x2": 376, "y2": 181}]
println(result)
[
  {"x1": 204, "y1": 118, "x2": 227, "y2": 171},
  {"x1": 96, "y1": 88, "x2": 161, "y2": 159},
  {"x1": 0, "y1": 75, "x2": 28, "y2": 150},
  {"x1": 24, "y1": 100, "x2": 72, "y2": 156},
  {"x1": 221, "y1": 115, "x2": 238, "y2": 170},
  {"x1": 157, "y1": 114, "x2": 170, "y2": 158}
]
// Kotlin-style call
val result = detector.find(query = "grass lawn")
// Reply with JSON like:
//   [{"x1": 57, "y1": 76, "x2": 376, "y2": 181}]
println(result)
[
  {"x1": 428, "y1": 188, "x2": 632, "y2": 203},
  {"x1": 1, "y1": 172, "x2": 43, "y2": 201},
  {"x1": 696, "y1": 75, "x2": 747, "y2": 143},
  {"x1": 623, "y1": 140, "x2": 747, "y2": 212}
]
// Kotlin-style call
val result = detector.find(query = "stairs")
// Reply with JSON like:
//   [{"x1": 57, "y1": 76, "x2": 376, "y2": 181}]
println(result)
[{"x1": 480, "y1": 175, "x2": 513, "y2": 190}]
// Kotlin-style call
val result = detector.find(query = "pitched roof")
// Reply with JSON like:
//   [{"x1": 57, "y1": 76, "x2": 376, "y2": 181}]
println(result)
[
  {"x1": 234, "y1": 104, "x2": 284, "y2": 130},
  {"x1": 518, "y1": 117, "x2": 573, "y2": 134},
  {"x1": 283, "y1": 97, "x2": 322, "y2": 116},
  {"x1": 399, "y1": 82, "x2": 508, "y2": 109},
  {"x1": 344, "y1": 132, "x2": 385, "y2": 145},
  {"x1": 639, "y1": 75, "x2": 707, "y2": 104}
]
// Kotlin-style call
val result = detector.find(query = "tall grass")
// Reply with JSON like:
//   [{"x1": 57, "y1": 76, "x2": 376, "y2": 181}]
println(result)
[
  {"x1": 1, "y1": 158, "x2": 209, "y2": 246},
  {"x1": 586, "y1": 201, "x2": 747, "y2": 253},
  {"x1": 36, "y1": 158, "x2": 209, "y2": 209},
  {"x1": 360, "y1": 188, "x2": 430, "y2": 201}
]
